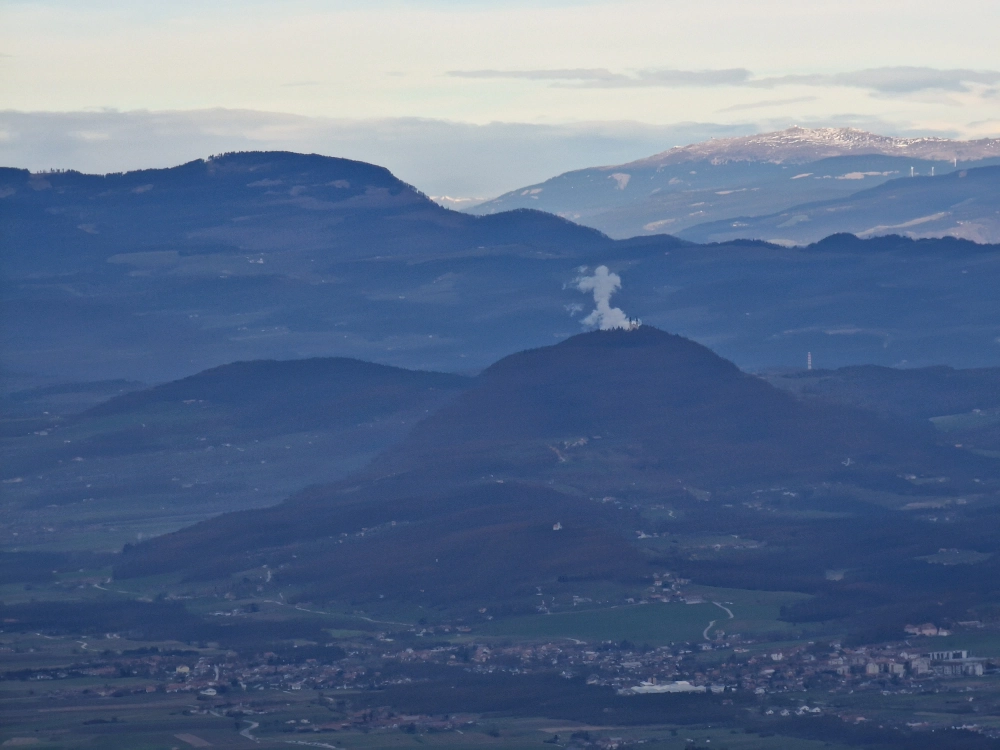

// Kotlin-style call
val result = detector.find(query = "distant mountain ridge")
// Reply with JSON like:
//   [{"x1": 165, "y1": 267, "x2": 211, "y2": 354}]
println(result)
[
  {"x1": 3, "y1": 150, "x2": 1000, "y2": 387},
  {"x1": 470, "y1": 127, "x2": 1000, "y2": 240},
  {"x1": 681, "y1": 165, "x2": 1000, "y2": 244},
  {"x1": 0, "y1": 150, "x2": 605, "y2": 275},
  {"x1": 626, "y1": 126, "x2": 1000, "y2": 167}
]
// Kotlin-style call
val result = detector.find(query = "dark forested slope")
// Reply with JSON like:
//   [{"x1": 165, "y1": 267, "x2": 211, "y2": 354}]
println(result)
[
  {"x1": 3, "y1": 153, "x2": 1000, "y2": 386},
  {"x1": 116, "y1": 329, "x2": 993, "y2": 620}
]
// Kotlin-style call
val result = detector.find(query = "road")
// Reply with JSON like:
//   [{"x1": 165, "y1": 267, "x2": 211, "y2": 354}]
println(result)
[
  {"x1": 703, "y1": 601, "x2": 735, "y2": 640},
  {"x1": 240, "y1": 720, "x2": 259, "y2": 742},
  {"x1": 713, "y1": 601, "x2": 735, "y2": 619}
]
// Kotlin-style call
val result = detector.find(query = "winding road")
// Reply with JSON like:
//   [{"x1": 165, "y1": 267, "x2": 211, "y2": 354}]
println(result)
[
  {"x1": 713, "y1": 601, "x2": 735, "y2": 619},
  {"x1": 240, "y1": 720, "x2": 259, "y2": 742},
  {"x1": 702, "y1": 601, "x2": 735, "y2": 641}
]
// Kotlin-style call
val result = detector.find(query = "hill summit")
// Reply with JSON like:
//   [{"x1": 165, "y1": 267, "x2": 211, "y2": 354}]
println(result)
[
  {"x1": 381, "y1": 326, "x2": 943, "y2": 487},
  {"x1": 116, "y1": 328, "x2": 971, "y2": 605}
]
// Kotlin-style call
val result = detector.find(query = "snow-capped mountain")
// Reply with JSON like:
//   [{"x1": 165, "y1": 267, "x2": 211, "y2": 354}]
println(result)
[
  {"x1": 629, "y1": 126, "x2": 1000, "y2": 167},
  {"x1": 469, "y1": 127, "x2": 1000, "y2": 239}
]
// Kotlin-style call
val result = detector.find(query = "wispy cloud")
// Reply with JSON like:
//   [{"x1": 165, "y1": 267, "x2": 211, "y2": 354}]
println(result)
[
  {"x1": 0, "y1": 109, "x2": 754, "y2": 198},
  {"x1": 716, "y1": 96, "x2": 817, "y2": 113},
  {"x1": 750, "y1": 67, "x2": 1000, "y2": 94},
  {"x1": 450, "y1": 68, "x2": 620, "y2": 82},
  {"x1": 449, "y1": 68, "x2": 752, "y2": 88},
  {"x1": 449, "y1": 66, "x2": 1000, "y2": 95}
]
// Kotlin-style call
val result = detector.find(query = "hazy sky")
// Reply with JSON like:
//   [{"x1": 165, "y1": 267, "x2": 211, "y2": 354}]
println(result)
[{"x1": 2, "y1": 0, "x2": 998, "y2": 195}]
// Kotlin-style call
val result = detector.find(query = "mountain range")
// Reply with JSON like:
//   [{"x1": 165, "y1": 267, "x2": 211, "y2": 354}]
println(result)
[
  {"x1": 469, "y1": 127, "x2": 1000, "y2": 242},
  {"x1": 3, "y1": 150, "x2": 1000, "y2": 390},
  {"x1": 621, "y1": 127, "x2": 1000, "y2": 165},
  {"x1": 4, "y1": 130, "x2": 1000, "y2": 746},
  {"x1": 6, "y1": 331, "x2": 999, "y2": 571}
]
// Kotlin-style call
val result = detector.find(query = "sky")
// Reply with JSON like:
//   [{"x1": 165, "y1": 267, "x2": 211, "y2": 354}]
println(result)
[{"x1": 2, "y1": 0, "x2": 999, "y2": 197}]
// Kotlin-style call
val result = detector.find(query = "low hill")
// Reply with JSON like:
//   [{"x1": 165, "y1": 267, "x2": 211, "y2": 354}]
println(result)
[
  {"x1": 381, "y1": 327, "x2": 948, "y2": 488},
  {"x1": 0, "y1": 357, "x2": 470, "y2": 553},
  {"x1": 85, "y1": 356, "x2": 468, "y2": 433},
  {"x1": 0, "y1": 379, "x2": 146, "y2": 426},
  {"x1": 116, "y1": 329, "x2": 994, "y2": 621}
]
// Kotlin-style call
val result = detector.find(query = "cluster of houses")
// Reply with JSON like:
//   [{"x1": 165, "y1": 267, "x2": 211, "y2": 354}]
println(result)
[
  {"x1": 13, "y1": 633, "x2": 991, "y2": 703},
  {"x1": 905, "y1": 622, "x2": 954, "y2": 637}
]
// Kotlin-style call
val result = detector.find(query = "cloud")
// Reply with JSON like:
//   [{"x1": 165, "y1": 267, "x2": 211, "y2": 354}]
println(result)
[
  {"x1": 450, "y1": 66, "x2": 1000, "y2": 95},
  {"x1": 751, "y1": 67, "x2": 1000, "y2": 94},
  {"x1": 450, "y1": 68, "x2": 621, "y2": 82},
  {"x1": 68, "y1": 130, "x2": 112, "y2": 141},
  {"x1": 0, "y1": 109, "x2": 755, "y2": 198},
  {"x1": 716, "y1": 96, "x2": 817, "y2": 113},
  {"x1": 449, "y1": 67, "x2": 752, "y2": 88}
]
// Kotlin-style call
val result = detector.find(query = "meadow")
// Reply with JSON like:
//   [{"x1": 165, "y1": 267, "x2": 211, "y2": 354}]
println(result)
[{"x1": 480, "y1": 586, "x2": 810, "y2": 646}]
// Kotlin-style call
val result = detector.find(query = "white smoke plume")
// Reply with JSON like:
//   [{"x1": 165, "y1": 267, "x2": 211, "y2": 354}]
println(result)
[{"x1": 574, "y1": 265, "x2": 640, "y2": 330}]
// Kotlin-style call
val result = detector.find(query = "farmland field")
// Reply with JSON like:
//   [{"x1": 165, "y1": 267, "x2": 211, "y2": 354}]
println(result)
[{"x1": 480, "y1": 587, "x2": 812, "y2": 645}]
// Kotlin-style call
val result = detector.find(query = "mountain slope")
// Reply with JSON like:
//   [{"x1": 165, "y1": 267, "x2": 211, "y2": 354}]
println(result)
[
  {"x1": 680, "y1": 165, "x2": 1000, "y2": 244},
  {"x1": 468, "y1": 127, "x2": 1000, "y2": 239},
  {"x1": 766, "y1": 364, "x2": 1000, "y2": 421},
  {"x1": 0, "y1": 357, "x2": 471, "y2": 552},
  {"x1": 84, "y1": 356, "x2": 468, "y2": 432},
  {"x1": 116, "y1": 329, "x2": 989, "y2": 612},
  {"x1": 767, "y1": 363, "x2": 1000, "y2": 453},
  {"x1": 379, "y1": 327, "x2": 944, "y2": 487},
  {"x1": 0, "y1": 151, "x2": 605, "y2": 277},
  {"x1": 0, "y1": 151, "x2": 608, "y2": 384}
]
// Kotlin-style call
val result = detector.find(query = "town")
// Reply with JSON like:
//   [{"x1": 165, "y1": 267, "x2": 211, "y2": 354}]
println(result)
[{"x1": 5, "y1": 616, "x2": 998, "y2": 742}]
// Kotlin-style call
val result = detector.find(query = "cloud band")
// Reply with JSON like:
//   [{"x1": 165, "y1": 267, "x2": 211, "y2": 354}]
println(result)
[{"x1": 448, "y1": 66, "x2": 1000, "y2": 95}]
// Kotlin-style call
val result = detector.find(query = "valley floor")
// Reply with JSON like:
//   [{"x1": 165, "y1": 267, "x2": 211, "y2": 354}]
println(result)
[{"x1": 5, "y1": 575, "x2": 1000, "y2": 749}]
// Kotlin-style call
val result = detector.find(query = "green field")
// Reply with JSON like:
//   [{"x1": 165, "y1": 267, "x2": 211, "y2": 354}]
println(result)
[
  {"x1": 479, "y1": 586, "x2": 811, "y2": 645},
  {"x1": 931, "y1": 407, "x2": 1000, "y2": 432},
  {"x1": 907, "y1": 630, "x2": 1000, "y2": 658},
  {"x1": 0, "y1": 679, "x2": 866, "y2": 750},
  {"x1": 482, "y1": 601, "x2": 716, "y2": 644}
]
